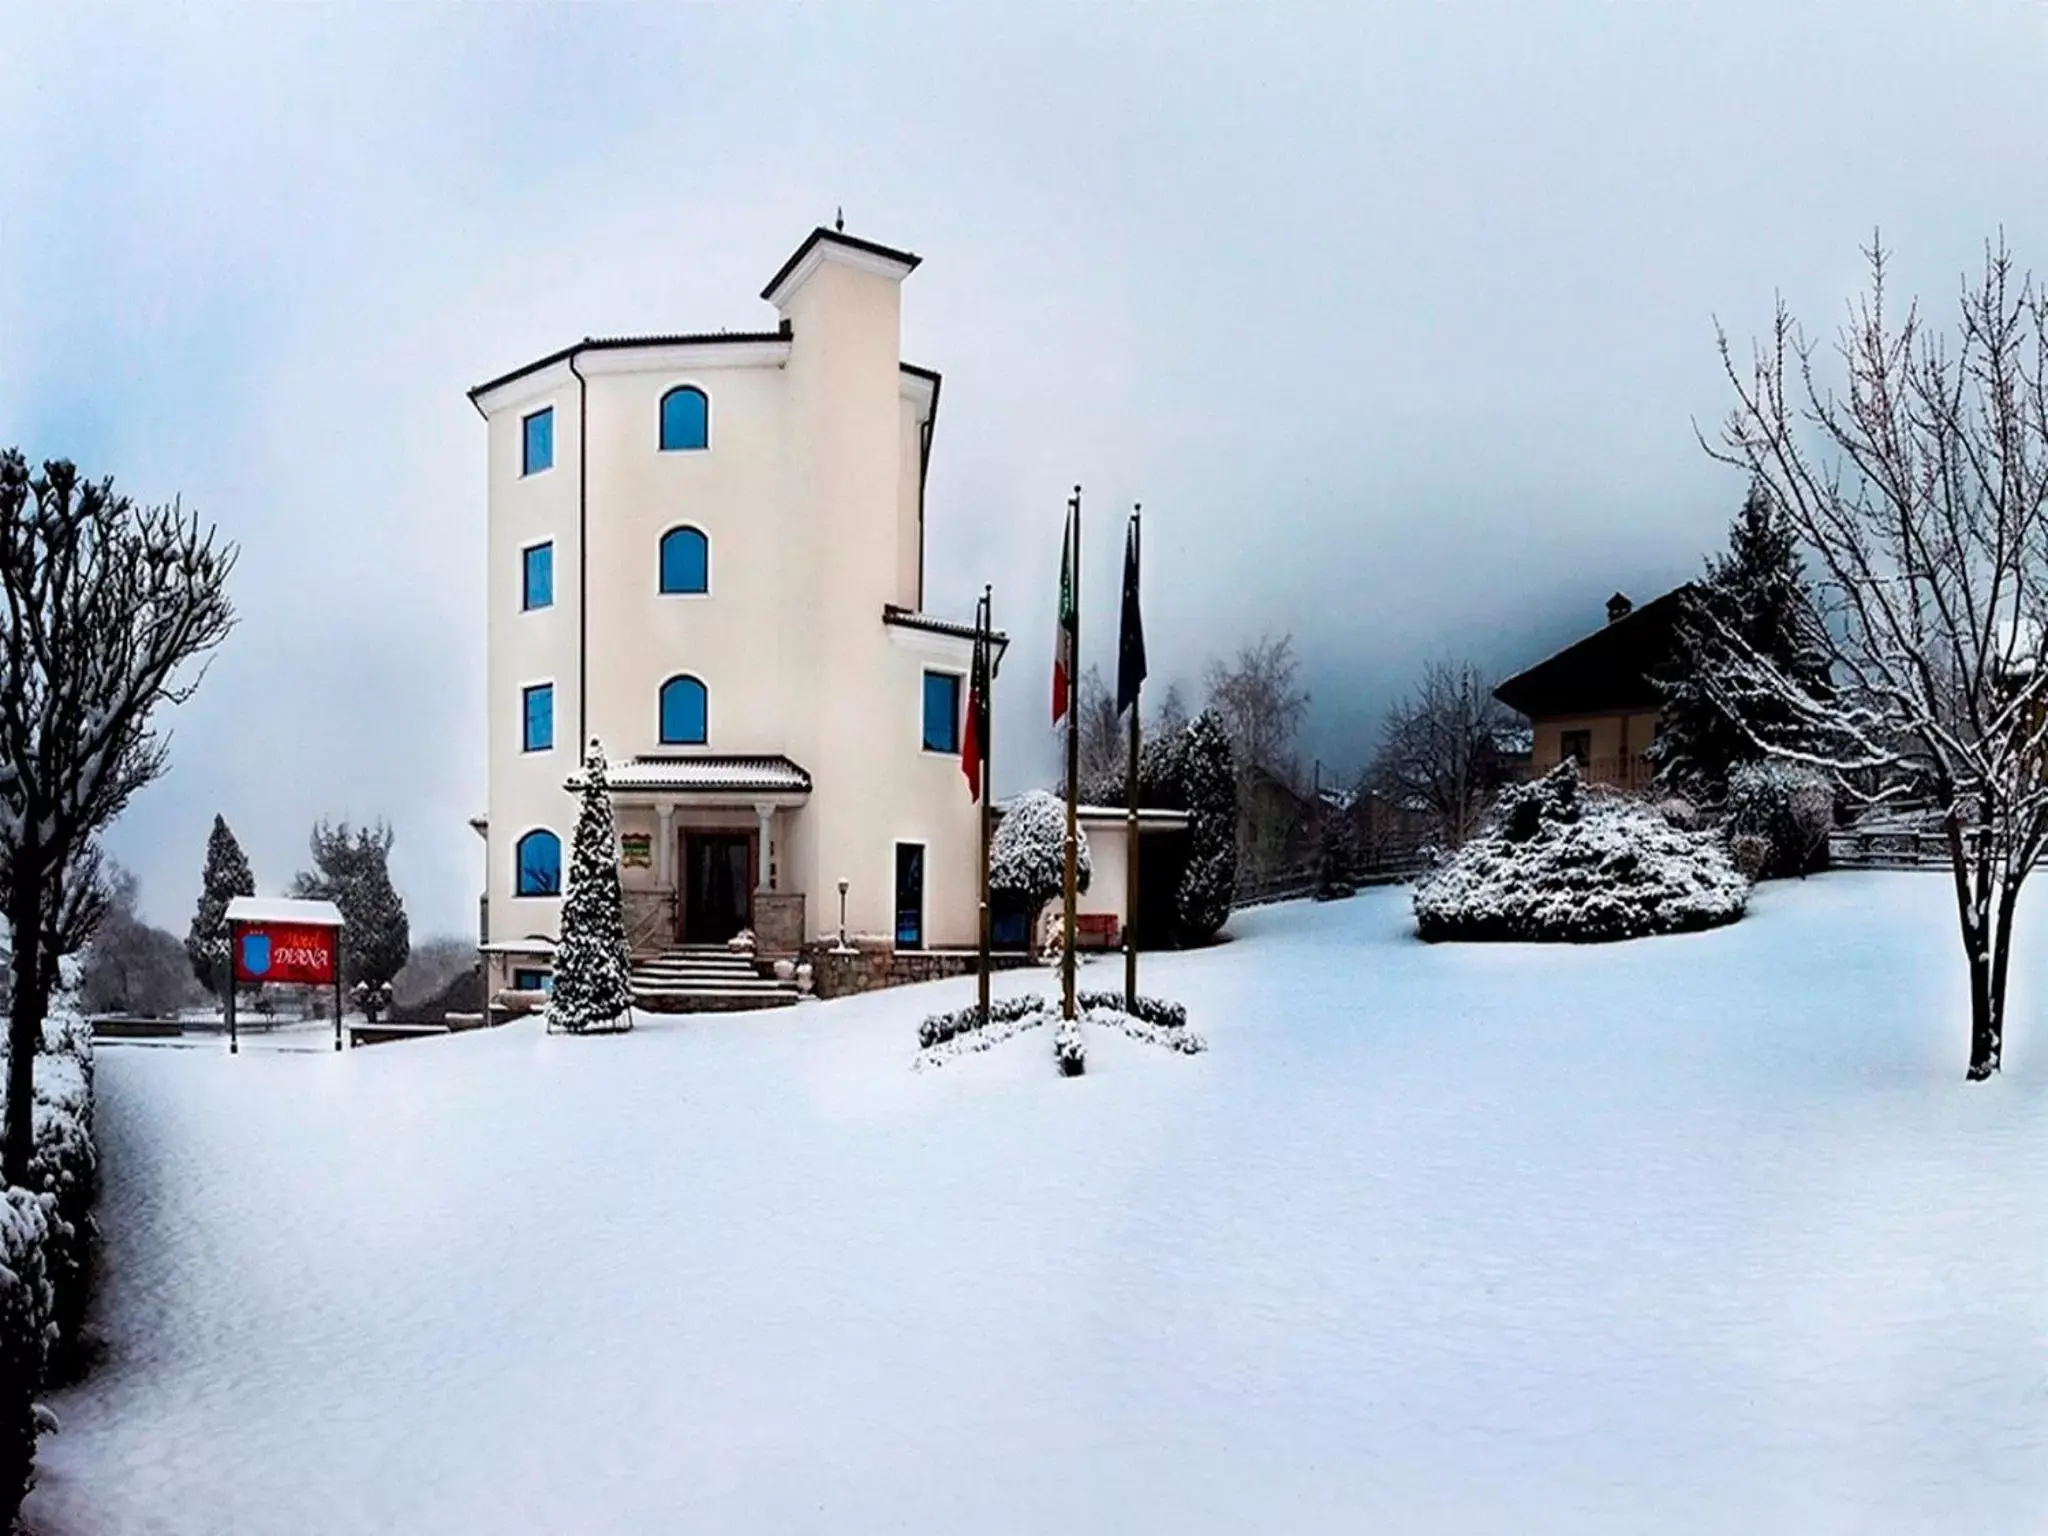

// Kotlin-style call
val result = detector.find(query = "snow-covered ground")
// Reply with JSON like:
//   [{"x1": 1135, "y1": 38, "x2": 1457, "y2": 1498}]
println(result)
[{"x1": 23, "y1": 874, "x2": 2048, "y2": 1534}]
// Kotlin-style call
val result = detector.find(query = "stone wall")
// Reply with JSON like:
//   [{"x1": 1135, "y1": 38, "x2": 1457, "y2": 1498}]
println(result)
[
  {"x1": 623, "y1": 890, "x2": 676, "y2": 956},
  {"x1": 801, "y1": 936, "x2": 1035, "y2": 1000},
  {"x1": 754, "y1": 892, "x2": 805, "y2": 958}
]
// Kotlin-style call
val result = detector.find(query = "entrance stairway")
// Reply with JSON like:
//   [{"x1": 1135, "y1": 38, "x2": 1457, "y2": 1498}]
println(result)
[{"x1": 630, "y1": 945, "x2": 800, "y2": 1013}]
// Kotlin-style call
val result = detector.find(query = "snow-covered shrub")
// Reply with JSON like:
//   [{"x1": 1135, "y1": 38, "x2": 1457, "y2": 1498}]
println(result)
[
  {"x1": 1724, "y1": 760, "x2": 1833, "y2": 878},
  {"x1": 1078, "y1": 994, "x2": 1208, "y2": 1055},
  {"x1": 1053, "y1": 1015, "x2": 1086, "y2": 1076},
  {"x1": 992, "y1": 790, "x2": 1091, "y2": 949},
  {"x1": 1177, "y1": 710, "x2": 1238, "y2": 940},
  {"x1": 1728, "y1": 832, "x2": 1771, "y2": 883},
  {"x1": 1413, "y1": 760, "x2": 1748, "y2": 943},
  {"x1": 1655, "y1": 796, "x2": 1706, "y2": 833},
  {"x1": 550, "y1": 740, "x2": 635, "y2": 1034}
]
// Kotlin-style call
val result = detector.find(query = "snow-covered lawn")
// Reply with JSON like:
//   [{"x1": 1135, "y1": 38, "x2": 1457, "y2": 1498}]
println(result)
[{"x1": 23, "y1": 874, "x2": 2048, "y2": 1534}]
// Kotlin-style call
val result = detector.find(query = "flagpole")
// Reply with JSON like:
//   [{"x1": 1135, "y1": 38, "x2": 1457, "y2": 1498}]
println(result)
[
  {"x1": 1062, "y1": 487, "x2": 1081, "y2": 1023},
  {"x1": 977, "y1": 584, "x2": 993, "y2": 1029},
  {"x1": 1124, "y1": 506, "x2": 1141, "y2": 1012}
]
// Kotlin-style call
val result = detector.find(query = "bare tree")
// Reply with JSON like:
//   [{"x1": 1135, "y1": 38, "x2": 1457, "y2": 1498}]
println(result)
[
  {"x1": 1370, "y1": 661, "x2": 1516, "y2": 849},
  {"x1": 0, "y1": 455, "x2": 236, "y2": 1181},
  {"x1": 80, "y1": 861, "x2": 206, "y2": 1018},
  {"x1": 1205, "y1": 633, "x2": 1310, "y2": 785},
  {"x1": 1075, "y1": 664, "x2": 1125, "y2": 789},
  {"x1": 1704, "y1": 235, "x2": 2048, "y2": 1080},
  {"x1": 1150, "y1": 680, "x2": 1190, "y2": 740}
]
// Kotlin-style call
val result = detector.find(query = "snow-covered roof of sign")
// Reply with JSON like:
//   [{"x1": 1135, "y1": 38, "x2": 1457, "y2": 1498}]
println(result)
[
  {"x1": 566, "y1": 754, "x2": 814, "y2": 796},
  {"x1": 224, "y1": 897, "x2": 344, "y2": 928}
]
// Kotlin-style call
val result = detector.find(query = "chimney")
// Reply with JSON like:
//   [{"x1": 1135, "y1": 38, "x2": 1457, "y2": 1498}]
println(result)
[{"x1": 1606, "y1": 591, "x2": 1633, "y2": 624}]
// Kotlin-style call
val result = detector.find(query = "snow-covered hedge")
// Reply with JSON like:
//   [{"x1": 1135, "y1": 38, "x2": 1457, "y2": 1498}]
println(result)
[
  {"x1": 1413, "y1": 761, "x2": 1749, "y2": 943},
  {"x1": 915, "y1": 990, "x2": 1206, "y2": 1073},
  {"x1": 0, "y1": 972, "x2": 97, "y2": 1525}
]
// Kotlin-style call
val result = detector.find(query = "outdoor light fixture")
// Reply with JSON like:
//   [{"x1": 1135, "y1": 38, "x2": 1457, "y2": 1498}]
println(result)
[{"x1": 837, "y1": 877, "x2": 850, "y2": 950}]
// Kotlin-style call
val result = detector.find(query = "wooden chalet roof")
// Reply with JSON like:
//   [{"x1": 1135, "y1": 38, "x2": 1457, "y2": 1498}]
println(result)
[{"x1": 1492, "y1": 586, "x2": 1694, "y2": 720}]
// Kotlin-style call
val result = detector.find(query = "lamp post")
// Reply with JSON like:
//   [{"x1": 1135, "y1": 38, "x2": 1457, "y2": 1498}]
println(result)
[{"x1": 837, "y1": 877, "x2": 850, "y2": 951}]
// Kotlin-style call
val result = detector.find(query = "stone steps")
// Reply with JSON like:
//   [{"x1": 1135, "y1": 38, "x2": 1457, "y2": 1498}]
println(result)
[{"x1": 630, "y1": 946, "x2": 800, "y2": 1014}]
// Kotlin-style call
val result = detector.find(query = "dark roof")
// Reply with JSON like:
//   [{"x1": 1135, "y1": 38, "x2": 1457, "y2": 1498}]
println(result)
[
  {"x1": 468, "y1": 323, "x2": 793, "y2": 403},
  {"x1": 882, "y1": 604, "x2": 1010, "y2": 652},
  {"x1": 760, "y1": 227, "x2": 922, "y2": 303},
  {"x1": 1493, "y1": 586, "x2": 1694, "y2": 719}
]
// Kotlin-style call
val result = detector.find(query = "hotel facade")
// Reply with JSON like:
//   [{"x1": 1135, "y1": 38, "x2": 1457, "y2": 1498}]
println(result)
[{"x1": 469, "y1": 227, "x2": 1004, "y2": 992}]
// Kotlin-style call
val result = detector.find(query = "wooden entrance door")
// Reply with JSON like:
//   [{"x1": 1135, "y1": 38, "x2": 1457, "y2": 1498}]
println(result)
[{"x1": 682, "y1": 832, "x2": 755, "y2": 944}]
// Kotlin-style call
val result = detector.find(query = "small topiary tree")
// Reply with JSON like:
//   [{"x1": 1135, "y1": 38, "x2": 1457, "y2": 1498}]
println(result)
[
  {"x1": 991, "y1": 789, "x2": 1091, "y2": 956},
  {"x1": 549, "y1": 740, "x2": 634, "y2": 1034}
]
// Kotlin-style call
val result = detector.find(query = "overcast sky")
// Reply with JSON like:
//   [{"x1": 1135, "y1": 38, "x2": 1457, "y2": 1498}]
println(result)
[{"x1": 3, "y1": 3, "x2": 2046, "y2": 936}]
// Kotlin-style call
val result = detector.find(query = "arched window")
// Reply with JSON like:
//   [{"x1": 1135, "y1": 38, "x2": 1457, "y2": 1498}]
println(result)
[
  {"x1": 515, "y1": 830, "x2": 561, "y2": 896},
  {"x1": 659, "y1": 526, "x2": 710, "y2": 595},
  {"x1": 659, "y1": 387, "x2": 709, "y2": 452},
  {"x1": 659, "y1": 675, "x2": 708, "y2": 745}
]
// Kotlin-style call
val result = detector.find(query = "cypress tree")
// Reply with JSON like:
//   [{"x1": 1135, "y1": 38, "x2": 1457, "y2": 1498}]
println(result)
[
  {"x1": 549, "y1": 740, "x2": 634, "y2": 1034},
  {"x1": 185, "y1": 813, "x2": 255, "y2": 995}
]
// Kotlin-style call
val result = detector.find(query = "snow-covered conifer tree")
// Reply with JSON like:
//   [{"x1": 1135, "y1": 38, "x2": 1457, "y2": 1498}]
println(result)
[
  {"x1": 1177, "y1": 709, "x2": 1238, "y2": 940},
  {"x1": 549, "y1": 740, "x2": 634, "y2": 1034},
  {"x1": 185, "y1": 813, "x2": 254, "y2": 994}
]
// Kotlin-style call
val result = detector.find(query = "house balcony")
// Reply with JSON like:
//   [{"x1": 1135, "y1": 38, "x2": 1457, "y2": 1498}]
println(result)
[{"x1": 1525, "y1": 752, "x2": 1657, "y2": 793}]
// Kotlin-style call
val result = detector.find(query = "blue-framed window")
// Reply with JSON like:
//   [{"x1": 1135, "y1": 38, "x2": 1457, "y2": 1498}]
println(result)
[
  {"x1": 522, "y1": 683, "x2": 554, "y2": 752},
  {"x1": 522, "y1": 407, "x2": 554, "y2": 476},
  {"x1": 515, "y1": 831, "x2": 561, "y2": 896},
  {"x1": 522, "y1": 542, "x2": 554, "y2": 610},
  {"x1": 511, "y1": 966, "x2": 554, "y2": 993},
  {"x1": 922, "y1": 671, "x2": 961, "y2": 753},
  {"x1": 659, "y1": 527, "x2": 709, "y2": 594},
  {"x1": 659, "y1": 387, "x2": 709, "y2": 452},
  {"x1": 659, "y1": 675, "x2": 708, "y2": 745}
]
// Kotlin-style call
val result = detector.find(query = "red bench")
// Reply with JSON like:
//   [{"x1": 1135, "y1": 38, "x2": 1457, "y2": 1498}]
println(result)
[{"x1": 1074, "y1": 913, "x2": 1121, "y2": 950}]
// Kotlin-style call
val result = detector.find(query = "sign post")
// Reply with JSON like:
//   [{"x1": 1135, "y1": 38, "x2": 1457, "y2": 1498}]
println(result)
[{"x1": 225, "y1": 897, "x2": 347, "y2": 1053}]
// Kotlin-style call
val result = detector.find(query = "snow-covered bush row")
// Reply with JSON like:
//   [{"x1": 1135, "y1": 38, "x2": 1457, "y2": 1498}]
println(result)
[
  {"x1": 1079, "y1": 1000, "x2": 1207, "y2": 1056},
  {"x1": 1076, "y1": 990, "x2": 1187, "y2": 1032},
  {"x1": 917, "y1": 994, "x2": 1049, "y2": 1051},
  {"x1": 0, "y1": 976, "x2": 96, "y2": 1527},
  {"x1": 1053, "y1": 1015, "x2": 1086, "y2": 1076},
  {"x1": 912, "y1": 1000, "x2": 1055, "y2": 1070},
  {"x1": 1724, "y1": 760, "x2": 1833, "y2": 879},
  {"x1": 1414, "y1": 761, "x2": 1749, "y2": 943}
]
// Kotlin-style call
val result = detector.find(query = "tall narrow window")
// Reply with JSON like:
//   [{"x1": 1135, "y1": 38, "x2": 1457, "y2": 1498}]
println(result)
[
  {"x1": 922, "y1": 671, "x2": 961, "y2": 753},
  {"x1": 659, "y1": 675, "x2": 708, "y2": 745},
  {"x1": 522, "y1": 407, "x2": 554, "y2": 476},
  {"x1": 659, "y1": 387, "x2": 709, "y2": 451},
  {"x1": 515, "y1": 831, "x2": 561, "y2": 896},
  {"x1": 522, "y1": 683, "x2": 554, "y2": 753},
  {"x1": 895, "y1": 843, "x2": 925, "y2": 950},
  {"x1": 522, "y1": 542, "x2": 554, "y2": 610},
  {"x1": 659, "y1": 527, "x2": 710, "y2": 594}
]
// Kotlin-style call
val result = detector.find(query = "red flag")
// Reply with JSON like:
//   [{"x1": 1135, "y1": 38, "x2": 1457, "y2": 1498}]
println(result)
[
  {"x1": 961, "y1": 604, "x2": 986, "y2": 801},
  {"x1": 1052, "y1": 507, "x2": 1075, "y2": 724}
]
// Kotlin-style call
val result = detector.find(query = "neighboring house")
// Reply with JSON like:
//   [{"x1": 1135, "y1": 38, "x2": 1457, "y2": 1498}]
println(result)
[
  {"x1": 1492, "y1": 588, "x2": 1691, "y2": 790},
  {"x1": 1239, "y1": 763, "x2": 1314, "y2": 882},
  {"x1": 468, "y1": 226, "x2": 1014, "y2": 993}
]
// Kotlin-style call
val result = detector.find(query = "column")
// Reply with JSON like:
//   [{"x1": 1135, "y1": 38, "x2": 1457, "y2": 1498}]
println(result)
[
  {"x1": 656, "y1": 803, "x2": 675, "y2": 888},
  {"x1": 755, "y1": 803, "x2": 775, "y2": 891}
]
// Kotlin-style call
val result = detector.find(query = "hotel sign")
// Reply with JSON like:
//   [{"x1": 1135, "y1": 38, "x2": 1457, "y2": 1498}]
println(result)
[{"x1": 233, "y1": 922, "x2": 340, "y2": 987}]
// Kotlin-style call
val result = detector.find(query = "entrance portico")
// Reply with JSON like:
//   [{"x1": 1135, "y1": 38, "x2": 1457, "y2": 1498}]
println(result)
[{"x1": 570, "y1": 754, "x2": 811, "y2": 957}]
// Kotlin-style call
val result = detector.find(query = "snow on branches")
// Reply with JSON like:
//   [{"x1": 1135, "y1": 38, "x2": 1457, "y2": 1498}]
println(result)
[{"x1": 549, "y1": 741, "x2": 634, "y2": 1034}]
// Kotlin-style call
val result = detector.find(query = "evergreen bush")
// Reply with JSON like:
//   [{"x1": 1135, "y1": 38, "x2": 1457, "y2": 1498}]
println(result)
[{"x1": 549, "y1": 741, "x2": 635, "y2": 1033}]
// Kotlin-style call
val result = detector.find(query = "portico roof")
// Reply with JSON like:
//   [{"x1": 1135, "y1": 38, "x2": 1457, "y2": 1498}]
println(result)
[{"x1": 566, "y1": 754, "x2": 813, "y2": 797}]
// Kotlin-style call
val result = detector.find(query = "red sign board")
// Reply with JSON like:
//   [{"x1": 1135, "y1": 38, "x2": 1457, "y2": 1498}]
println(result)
[{"x1": 233, "y1": 922, "x2": 339, "y2": 986}]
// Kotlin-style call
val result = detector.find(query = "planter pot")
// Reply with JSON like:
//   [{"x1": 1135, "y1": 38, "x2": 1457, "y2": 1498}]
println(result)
[{"x1": 772, "y1": 958, "x2": 796, "y2": 983}]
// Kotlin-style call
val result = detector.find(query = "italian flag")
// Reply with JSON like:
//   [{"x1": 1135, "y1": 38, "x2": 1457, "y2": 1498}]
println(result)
[{"x1": 1052, "y1": 508, "x2": 1076, "y2": 724}]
